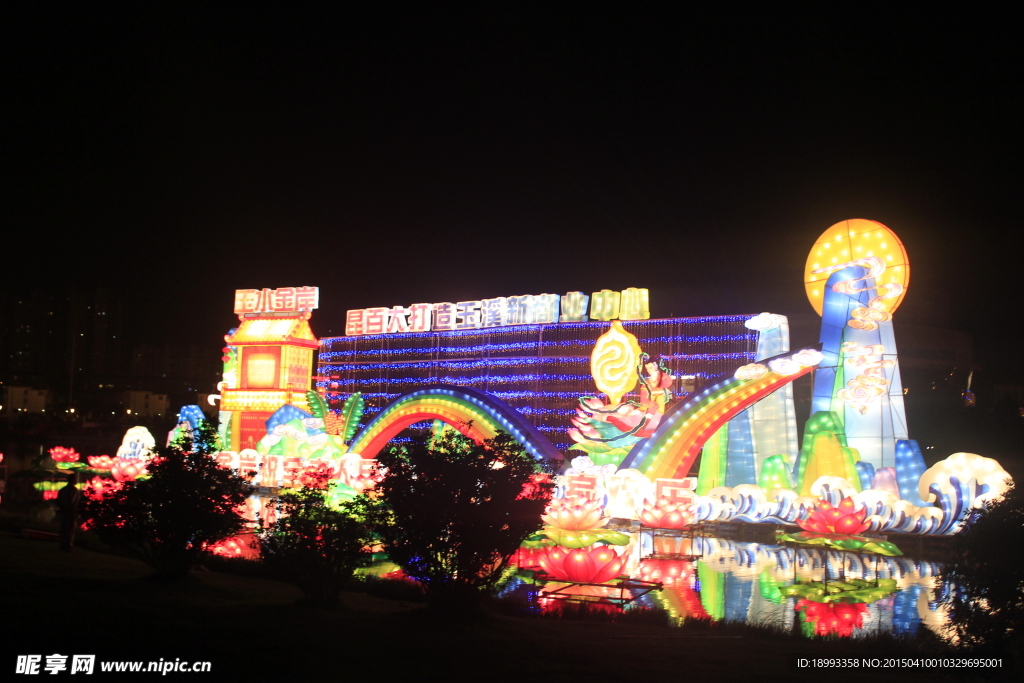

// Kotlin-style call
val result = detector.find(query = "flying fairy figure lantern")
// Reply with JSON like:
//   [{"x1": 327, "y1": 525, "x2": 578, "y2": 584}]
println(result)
[{"x1": 567, "y1": 321, "x2": 678, "y2": 468}]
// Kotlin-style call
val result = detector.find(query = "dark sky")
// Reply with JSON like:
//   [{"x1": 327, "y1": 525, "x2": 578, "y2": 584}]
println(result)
[{"x1": 6, "y1": 7, "x2": 1021, "y2": 379}]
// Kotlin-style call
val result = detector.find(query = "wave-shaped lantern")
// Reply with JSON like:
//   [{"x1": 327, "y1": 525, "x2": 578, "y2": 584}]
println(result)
[
  {"x1": 542, "y1": 496, "x2": 607, "y2": 531},
  {"x1": 639, "y1": 497, "x2": 695, "y2": 529},
  {"x1": 537, "y1": 545, "x2": 627, "y2": 584},
  {"x1": 798, "y1": 497, "x2": 869, "y2": 535},
  {"x1": 796, "y1": 599, "x2": 868, "y2": 638}
]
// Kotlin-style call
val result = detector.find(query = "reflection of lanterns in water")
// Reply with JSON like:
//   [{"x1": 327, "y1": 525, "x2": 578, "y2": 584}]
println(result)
[
  {"x1": 538, "y1": 583, "x2": 623, "y2": 616},
  {"x1": 591, "y1": 321, "x2": 642, "y2": 405},
  {"x1": 637, "y1": 558, "x2": 693, "y2": 587},
  {"x1": 796, "y1": 599, "x2": 869, "y2": 637}
]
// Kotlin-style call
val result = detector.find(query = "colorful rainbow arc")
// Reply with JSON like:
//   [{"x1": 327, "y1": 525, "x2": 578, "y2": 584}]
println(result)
[
  {"x1": 348, "y1": 385, "x2": 562, "y2": 462},
  {"x1": 619, "y1": 348, "x2": 821, "y2": 481}
]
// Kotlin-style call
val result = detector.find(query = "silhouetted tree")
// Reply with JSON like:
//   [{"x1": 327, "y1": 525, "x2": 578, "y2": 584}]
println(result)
[
  {"x1": 258, "y1": 473, "x2": 372, "y2": 606},
  {"x1": 941, "y1": 481, "x2": 1024, "y2": 656},
  {"x1": 82, "y1": 420, "x2": 255, "y2": 579},
  {"x1": 361, "y1": 427, "x2": 552, "y2": 615}
]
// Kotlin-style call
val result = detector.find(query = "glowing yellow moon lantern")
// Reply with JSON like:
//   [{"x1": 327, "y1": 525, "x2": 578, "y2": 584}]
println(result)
[
  {"x1": 591, "y1": 321, "x2": 642, "y2": 404},
  {"x1": 804, "y1": 219, "x2": 910, "y2": 316}
]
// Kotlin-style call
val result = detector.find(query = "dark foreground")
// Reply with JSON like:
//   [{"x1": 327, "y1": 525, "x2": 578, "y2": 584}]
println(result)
[{"x1": 0, "y1": 532, "x2": 1000, "y2": 682}]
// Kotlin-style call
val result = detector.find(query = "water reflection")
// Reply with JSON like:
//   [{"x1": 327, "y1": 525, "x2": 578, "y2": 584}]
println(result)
[{"x1": 505, "y1": 531, "x2": 948, "y2": 638}]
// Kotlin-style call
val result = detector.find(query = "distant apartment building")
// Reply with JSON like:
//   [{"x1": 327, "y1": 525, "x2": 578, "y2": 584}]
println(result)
[
  {"x1": 120, "y1": 390, "x2": 169, "y2": 417},
  {"x1": 2, "y1": 386, "x2": 49, "y2": 413}
]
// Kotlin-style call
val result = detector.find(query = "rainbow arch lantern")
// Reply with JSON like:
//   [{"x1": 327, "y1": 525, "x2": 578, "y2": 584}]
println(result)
[
  {"x1": 348, "y1": 385, "x2": 562, "y2": 463},
  {"x1": 620, "y1": 347, "x2": 823, "y2": 481}
]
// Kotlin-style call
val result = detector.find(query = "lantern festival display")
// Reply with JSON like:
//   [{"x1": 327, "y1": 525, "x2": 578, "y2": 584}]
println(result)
[{"x1": 212, "y1": 223, "x2": 1010, "y2": 556}]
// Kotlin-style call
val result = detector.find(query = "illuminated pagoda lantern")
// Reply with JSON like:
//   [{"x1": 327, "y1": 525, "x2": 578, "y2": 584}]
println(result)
[{"x1": 219, "y1": 287, "x2": 320, "y2": 451}]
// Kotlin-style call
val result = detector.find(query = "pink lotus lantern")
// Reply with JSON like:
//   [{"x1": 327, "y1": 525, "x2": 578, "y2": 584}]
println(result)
[
  {"x1": 541, "y1": 496, "x2": 607, "y2": 531},
  {"x1": 49, "y1": 447, "x2": 80, "y2": 464},
  {"x1": 639, "y1": 497, "x2": 695, "y2": 529},
  {"x1": 87, "y1": 455, "x2": 116, "y2": 470},
  {"x1": 537, "y1": 545, "x2": 626, "y2": 584},
  {"x1": 111, "y1": 459, "x2": 147, "y2": 482},
  {"x1": 797, "y1": 497, "x2": 870, "y2": 535}
]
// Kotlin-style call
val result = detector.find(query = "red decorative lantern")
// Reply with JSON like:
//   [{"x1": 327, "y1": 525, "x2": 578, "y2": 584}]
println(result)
[
  {"x1": 537, "y1": 545, "x2": 626, "y2": 584},
  {"x1": 48, "y1": 447, "x2": 80, "y2": 464},
  {"x1": 83, "y1": 476, "x2": 123, "y2": 500},
  {"x1": 798, "y1": 497, "x2": 870, "y2": 535},
  {"x1": 510, "y1": 546, "x2": 546, "y2": 569}
]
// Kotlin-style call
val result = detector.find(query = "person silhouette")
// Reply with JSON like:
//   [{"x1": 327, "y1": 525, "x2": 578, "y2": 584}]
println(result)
[{"x1": 56, "y1": 472, "x2": 81, "y2": 552}]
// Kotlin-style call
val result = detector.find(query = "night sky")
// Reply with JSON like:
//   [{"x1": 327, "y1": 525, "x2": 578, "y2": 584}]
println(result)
[{"x1": 7, "y1": 7, "x2": 1022, "y2": 382}]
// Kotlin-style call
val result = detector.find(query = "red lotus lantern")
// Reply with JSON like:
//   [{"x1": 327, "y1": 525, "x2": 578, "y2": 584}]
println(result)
[
  {"x1": 111, "y1": 459, "x2": 147, "y2": 482},
  {"x1": 537, "y1": 545, "x2": 626, "y2": 584},
  {"x1": 49, "y1": 446, "x2": 80, "y2": 464},
  {"x1": 797, "y1": 497, "x2": 870, "y2": 535},
  {"x1": 639, "y1": 497, "x2": 695, "y2": 529},
  {"x1": 796, "y1": 599, "x2": 869, "y2": 637},
  {"x1": 42, "y1": 490, "x2": 59, "y2": 501},
  {"x1": 87, "y1": 455, "x2": 116, "y2": 470},
  {"x1": 542, "y1": 496, "x2": 606, "y2": 531}
]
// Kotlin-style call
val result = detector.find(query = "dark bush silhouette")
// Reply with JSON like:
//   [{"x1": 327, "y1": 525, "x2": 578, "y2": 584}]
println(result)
[
  {"x1": 360, "y1": 427, "x2": 553, "y2": 615},
  {"x1": 81, "y1": 420, "x2": 255, "y2": 579},
  {"x1": 258, "y1": 473, "x2": 372, "y2": 606},
  {"x1": 941, "y1": 481, "x2": 1024, "y2": 656}
]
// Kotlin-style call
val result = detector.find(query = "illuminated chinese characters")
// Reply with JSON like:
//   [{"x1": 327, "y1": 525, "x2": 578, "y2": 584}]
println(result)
[
  {"x1": 234, "y1": 287, "x2": 319, "y2": 318},
  {"x1": 344, "y1": 287, "x2": 650, "y2": 336}
]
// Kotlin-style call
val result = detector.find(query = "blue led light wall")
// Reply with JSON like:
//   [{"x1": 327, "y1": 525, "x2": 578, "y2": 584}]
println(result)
[{"x1": 317, "y1": 317, "x2": 759, "y2": 451}]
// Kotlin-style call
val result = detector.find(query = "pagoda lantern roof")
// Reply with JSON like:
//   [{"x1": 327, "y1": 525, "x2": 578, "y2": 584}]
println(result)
[{"x1": 225, "y1": 317, "x2": 318, "y2": 348}]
